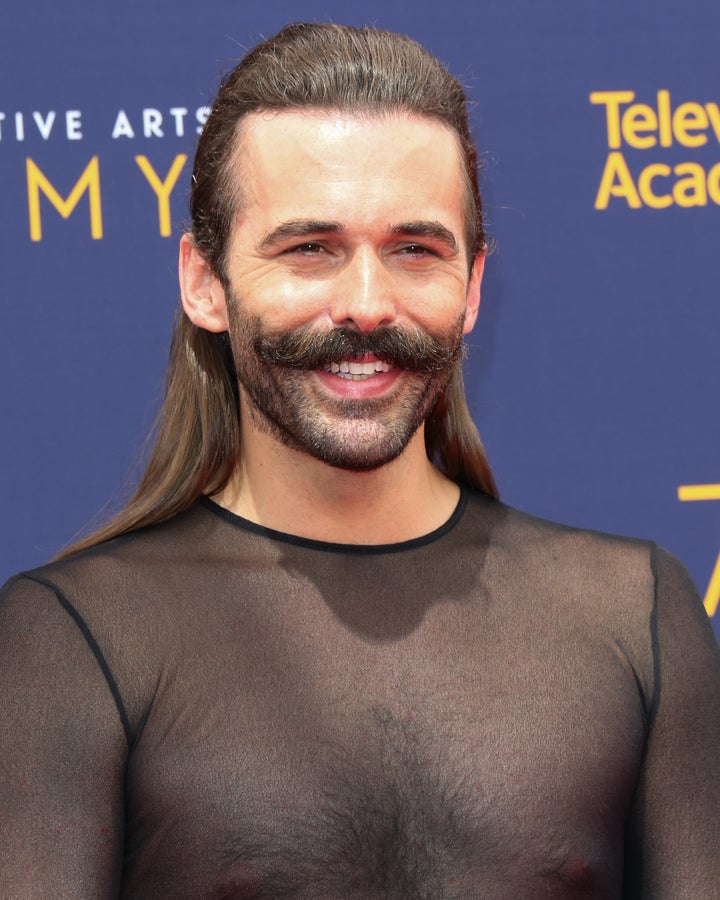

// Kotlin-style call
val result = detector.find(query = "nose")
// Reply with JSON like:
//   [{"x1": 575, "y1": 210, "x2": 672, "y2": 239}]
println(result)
[{"x1": 329, "y1": 248, "x2": 397, "y2": 332}]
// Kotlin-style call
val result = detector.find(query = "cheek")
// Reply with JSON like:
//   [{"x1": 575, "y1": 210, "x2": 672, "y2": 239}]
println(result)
[
  {"x1": 401, "y1": 282, "x2": 470, "y2": 330},
  {"x1": 269, "y1": 278, "x2": 335, "y2": 317},
  {"x1": 230, "y1": 266, "x2": 335, "y2": 326}
]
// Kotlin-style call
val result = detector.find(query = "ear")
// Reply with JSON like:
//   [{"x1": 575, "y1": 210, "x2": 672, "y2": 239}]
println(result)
[
  {"x1": 462, "y1": 251, "x2": 485, "y2": 335},
  {"x1": 178, "y1": 233, "x2": 229, "y2": 333}
]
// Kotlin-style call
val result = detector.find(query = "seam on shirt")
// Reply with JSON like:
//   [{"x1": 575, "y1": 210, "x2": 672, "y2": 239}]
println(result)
[
  {"x1": 647, "y1": 543, "x2": 662, "y2": 725},
  {"x1": 19, "y1": 572, "x2": 133, "y2": 749},
  {"x1": 613, "y1": 639, "x2": 650, "y2": 732}
]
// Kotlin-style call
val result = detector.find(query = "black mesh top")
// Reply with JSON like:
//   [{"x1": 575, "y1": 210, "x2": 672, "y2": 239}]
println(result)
[{"x1": 1, "y1": 490, "x2": 719, "y2": 898}]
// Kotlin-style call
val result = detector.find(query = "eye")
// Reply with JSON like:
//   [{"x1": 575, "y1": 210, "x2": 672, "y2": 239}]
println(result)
[
  {"x1": 287, "y1": 241, "x2": 326, "y2": 255},
  {"x1": 398, "y1": 243, "x2": 437, "y2": 257}
]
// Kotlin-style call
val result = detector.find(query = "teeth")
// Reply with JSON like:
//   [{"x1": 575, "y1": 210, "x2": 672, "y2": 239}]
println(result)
[{"x1": 325, "y1": 359, "x2": 392, "y2": 379}]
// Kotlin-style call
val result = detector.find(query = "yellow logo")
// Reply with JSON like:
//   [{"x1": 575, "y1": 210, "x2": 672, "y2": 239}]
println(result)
[
  {"x1": 677, "y1": 483, "x2": 720, "y2": 616},
  {"x1": 590, "y1": 91, "x2": 720, "y2": 209},
  {"x1": 25, "y1": 154, "x2": 187, "y2": 240}
]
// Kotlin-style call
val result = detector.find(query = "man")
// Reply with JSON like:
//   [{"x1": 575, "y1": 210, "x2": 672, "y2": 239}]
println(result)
[{"x1": 1, "y1": 23, "x2": 719, "y2": 898}]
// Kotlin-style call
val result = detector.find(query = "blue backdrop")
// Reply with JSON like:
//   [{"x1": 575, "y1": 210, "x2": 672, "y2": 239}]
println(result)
[{"x1": 2, "y1": 0, "x2": 719, "y2": 639}]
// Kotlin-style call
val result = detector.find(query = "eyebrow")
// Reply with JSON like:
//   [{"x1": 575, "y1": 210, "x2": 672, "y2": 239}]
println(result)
[
  {"x1": 256, "y1": 219, "x2": 460, "y2": 254},
  {"x1": 257, "y1": 220, "x2": 342, "y2": 253},
  {"x1": 389, "y1": 221, "x2": 459, "y2": 254}
]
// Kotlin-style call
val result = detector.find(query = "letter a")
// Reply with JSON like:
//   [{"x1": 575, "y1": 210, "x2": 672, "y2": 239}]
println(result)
[{"x1": 594, "y1": 152, "x2": 642, "y2": 210}]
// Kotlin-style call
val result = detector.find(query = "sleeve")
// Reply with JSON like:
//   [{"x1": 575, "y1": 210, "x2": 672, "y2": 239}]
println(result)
[
  {"x1": 0, "y1": 574, "x2": 127, "y2": 898},
  {"x1": 623, "y1": 547, "x2": 720, "y2": 898}
]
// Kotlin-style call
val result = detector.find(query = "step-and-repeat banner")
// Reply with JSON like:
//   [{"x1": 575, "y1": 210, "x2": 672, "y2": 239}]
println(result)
[{"x1": 1, "y1": 0, "x2": 718, "y2": 639}]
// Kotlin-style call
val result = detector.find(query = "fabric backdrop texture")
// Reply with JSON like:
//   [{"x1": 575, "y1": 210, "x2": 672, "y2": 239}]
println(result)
[{"x1": 1, "y1": 0, "x2": 719, "y2": 643}]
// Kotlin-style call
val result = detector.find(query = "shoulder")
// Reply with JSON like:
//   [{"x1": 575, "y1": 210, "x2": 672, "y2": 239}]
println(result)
[
  {"x1": 0, "y1": 502, "x2": 222, "y2": 736},
  {"x1": 459, "y1": 491, "x2": 705, "y2": 624},
  {"x1": 463, "y1": 489, "x2": 657, "y2": 575},
  {"x1": 4, "y1": 500, "x2": 218, "y2": 597}
]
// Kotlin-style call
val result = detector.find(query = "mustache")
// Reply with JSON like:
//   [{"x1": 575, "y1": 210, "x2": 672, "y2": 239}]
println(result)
[{"x1": 252, "y1": 324, "x2": 466, "y2": 373}]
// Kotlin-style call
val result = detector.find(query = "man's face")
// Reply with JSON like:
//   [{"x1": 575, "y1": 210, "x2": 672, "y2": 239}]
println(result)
[{"x1": 218, "y1": 110, "x2": 482, "y2": 471}]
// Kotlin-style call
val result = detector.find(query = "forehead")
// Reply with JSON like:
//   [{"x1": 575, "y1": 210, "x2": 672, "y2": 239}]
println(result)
[{"x1": 229, "y1": 109, "x2": 467, "y2": 235}]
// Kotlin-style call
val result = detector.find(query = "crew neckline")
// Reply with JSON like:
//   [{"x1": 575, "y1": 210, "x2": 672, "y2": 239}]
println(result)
[{"x1": 199, "y1": 486, "x2": 468, "y2": 555}]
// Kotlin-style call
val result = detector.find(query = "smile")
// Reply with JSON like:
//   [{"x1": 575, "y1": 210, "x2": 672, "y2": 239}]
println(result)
[{"x1": 325, "y1": 359, "x2": 393, "y2": 381}]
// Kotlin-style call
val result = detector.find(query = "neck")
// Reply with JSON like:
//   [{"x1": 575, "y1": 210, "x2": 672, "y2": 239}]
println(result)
[{"x1": 211, "y1": 426, "x2": 461, "y2": 545}]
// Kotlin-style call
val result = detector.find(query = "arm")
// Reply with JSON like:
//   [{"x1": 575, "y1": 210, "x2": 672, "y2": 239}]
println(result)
[
  {"x1": 0, "y1": 575, "x2": 127, "y2": 898},
  {"x1": 623, "y1": 547, "x2": 720, "y2": 898}
]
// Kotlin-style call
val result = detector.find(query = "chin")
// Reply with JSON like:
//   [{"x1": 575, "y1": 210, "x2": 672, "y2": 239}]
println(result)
[{"x1": 317, "y1": 447, "x2": 407, "y2": 473}]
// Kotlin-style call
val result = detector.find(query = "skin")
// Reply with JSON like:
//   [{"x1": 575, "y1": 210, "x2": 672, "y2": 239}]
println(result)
[{"x1": 180, "y1": 109, "x2": 484, "y2": 544}]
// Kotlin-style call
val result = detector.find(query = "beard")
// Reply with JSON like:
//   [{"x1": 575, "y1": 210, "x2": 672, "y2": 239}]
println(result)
[{"x1": 225, "y1": 297, "x2": 466, "y2": 472}]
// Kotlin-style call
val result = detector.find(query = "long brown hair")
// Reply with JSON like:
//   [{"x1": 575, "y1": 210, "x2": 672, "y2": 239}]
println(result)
[{"x1": 60, "y1": 23, "x2": 497, "y2": 557}]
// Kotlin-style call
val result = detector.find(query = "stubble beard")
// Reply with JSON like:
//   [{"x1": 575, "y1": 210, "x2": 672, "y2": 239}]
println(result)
[{"x1": 225, "y1": 297, "x2": 466, "y2": 472}]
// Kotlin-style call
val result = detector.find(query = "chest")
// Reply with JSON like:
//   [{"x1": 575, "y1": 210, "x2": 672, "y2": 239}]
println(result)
[{"x1": 121, "y1": 603, "x2": 644, "y2": 898}]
